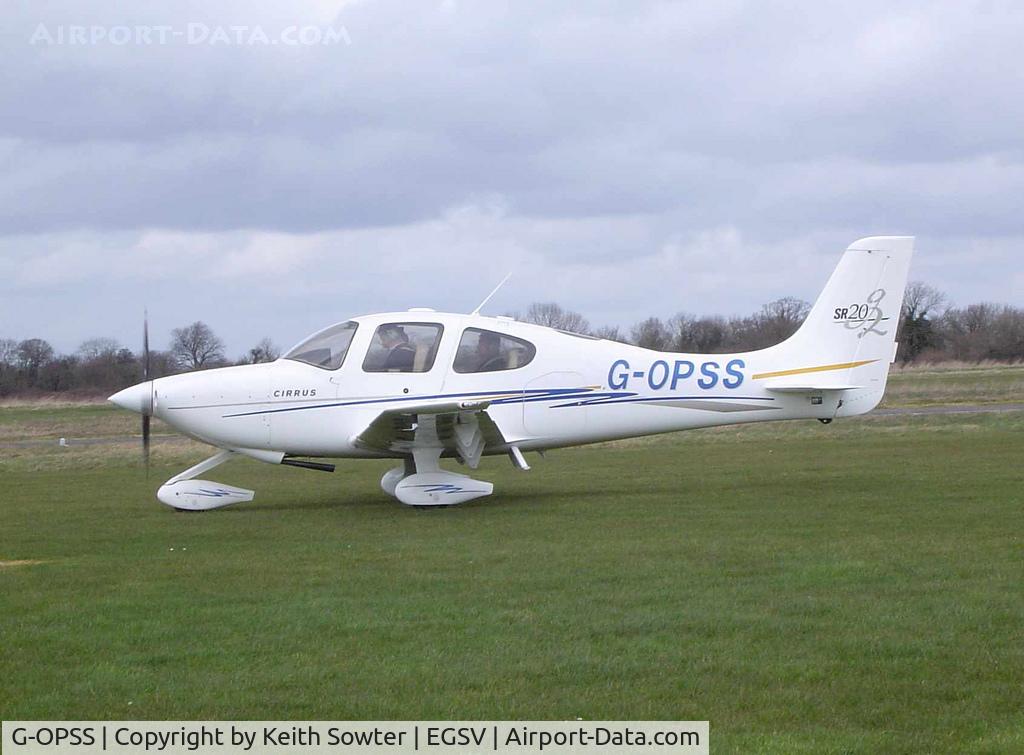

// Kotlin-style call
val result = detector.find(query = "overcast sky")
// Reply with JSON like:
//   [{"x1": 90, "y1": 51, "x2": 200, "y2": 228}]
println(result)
[{"x1": 2, "y1": 0, "x2": 1022, "y2": 356}]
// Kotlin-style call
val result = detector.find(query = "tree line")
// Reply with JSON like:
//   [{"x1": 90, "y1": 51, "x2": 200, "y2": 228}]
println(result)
[
  {"x1": 0, "y1": 322, "x2": 280, "y2": 397},
  {"x1": 1, "y1": 283, "x2": 1021, "y2": 397}
]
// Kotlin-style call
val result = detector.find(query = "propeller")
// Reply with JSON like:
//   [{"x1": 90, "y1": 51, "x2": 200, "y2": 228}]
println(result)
[{"x1": 142, "y1": 311, "x2": 152, "y2": 473}]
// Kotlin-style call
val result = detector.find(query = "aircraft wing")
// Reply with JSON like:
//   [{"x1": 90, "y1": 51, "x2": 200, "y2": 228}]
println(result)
[{"x1": 351, "y1": 399, "x2": 509, "y2": 468}]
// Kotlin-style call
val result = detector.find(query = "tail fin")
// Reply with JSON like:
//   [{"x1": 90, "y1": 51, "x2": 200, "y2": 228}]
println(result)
[{"x1": 760, "y1": 236, "x2": 914, "y2": 415}]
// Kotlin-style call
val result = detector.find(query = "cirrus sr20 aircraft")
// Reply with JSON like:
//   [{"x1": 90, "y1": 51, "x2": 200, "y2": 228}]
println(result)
[{"x1": 110, "y1": 236, "x2": 913, "y2": 510}]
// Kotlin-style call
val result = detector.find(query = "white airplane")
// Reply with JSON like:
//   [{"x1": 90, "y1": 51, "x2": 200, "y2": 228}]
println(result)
[{"x1": 110, "y1": 236, "x2": 913, "y2": 511}]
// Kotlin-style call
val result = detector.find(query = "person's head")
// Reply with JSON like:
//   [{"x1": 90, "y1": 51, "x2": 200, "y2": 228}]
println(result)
[
  {"x1": 379, "y1": 324, "x2": 407, "y2": 348},
  {"x1": 477, "y1": 331, "x2": 500, "y2": 358}
]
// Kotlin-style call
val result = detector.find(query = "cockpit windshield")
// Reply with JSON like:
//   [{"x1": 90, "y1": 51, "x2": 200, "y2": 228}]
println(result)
[{"x1": 284, "y1": 321, "x2": 358, "y2": 370}]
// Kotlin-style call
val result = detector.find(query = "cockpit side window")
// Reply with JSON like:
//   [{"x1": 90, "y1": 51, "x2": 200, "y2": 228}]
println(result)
[
  {"x1": 453, "y1": 328, "x2": 536, "y2": 373},
  {"x1": 363, "y1": 323, "x2": 444, "y2": 373},
  {"x1": 283, "y1": 321, "x2": 358, "y2": 370}
]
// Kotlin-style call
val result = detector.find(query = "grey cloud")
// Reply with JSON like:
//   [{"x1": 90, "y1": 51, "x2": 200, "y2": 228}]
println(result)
[
  {"x1": 1, "y1": 0, "x2": 1022, "y2": 351},
  {"x1": 4, "y1": 215, "x2": 1017, "y2": 356}
]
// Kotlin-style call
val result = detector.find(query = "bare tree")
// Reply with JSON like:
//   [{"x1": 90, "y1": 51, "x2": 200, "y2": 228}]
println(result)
[
  {"x1": 592, "y1": 324, "x2": 627, "y2": 343},
  {"x1": 0, "y1": 338, "x2": 18, "y2": 396},
  {"x1": 0, "y1": 338, "x2": 18, "y2": 367},
  {"x1": 524, "y1": 302, "x2": 590, "y2": 334},
  {"x1": 942, "y1": 302, "x2": 1024, "y2": 361},
  {"x1": 669, "y1": 313, "x2": 728, "y2": 353},
  {"x1": 903, "y1": 281, "x2": 948, "y2": 322},
  {"x1": 75, "y1": 337, "x2": 127, "y2": 391},
  {"x1": 77, "y1": 337, "x2": 120, "y2": 361},
  {"x1": 631, "y1": 317, "x2": 672, "y2": 350},
  {"x1": 145, "y1": 350, "x2": 182, "y2": 379},
  {"x1": 17, "y1": 339, "x2": 55, "y2": 382},
  {"x1": 241, "y1": 337, "x2": 281, "y2": 364},
  {"x1": 756, "y1": 297, "x2": 811, "y2": 344},
  {"x1": 899, "y1": 281, "x2": 948, "y2": 363},
  {"x1": 38, "y1": 355, "x2": 78, "y2": 392},
  {"x1": 170, "y1": 321, "x2": 226, "y2": 370},
  {"x1": 989, "y1": 305, "x2": 1024, "y2": 360}
]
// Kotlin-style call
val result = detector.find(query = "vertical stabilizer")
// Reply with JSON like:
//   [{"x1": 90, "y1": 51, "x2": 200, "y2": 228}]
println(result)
[{"x1": 759, "y1": 236, "x2": 914, "y2": 415}]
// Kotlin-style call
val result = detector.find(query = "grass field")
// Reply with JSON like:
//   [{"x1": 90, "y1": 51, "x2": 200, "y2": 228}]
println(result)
[
  {"x1": 884, "y1": 362, "x2": 1024, "y2": 407},
  {"x1": 2, "y1": 378, "x2": 1023, "y2": 753}
]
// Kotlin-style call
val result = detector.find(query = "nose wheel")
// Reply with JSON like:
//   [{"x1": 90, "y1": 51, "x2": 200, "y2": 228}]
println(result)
[{"x1": 157, "y1": 450, "x2": 255, "y2": 511}]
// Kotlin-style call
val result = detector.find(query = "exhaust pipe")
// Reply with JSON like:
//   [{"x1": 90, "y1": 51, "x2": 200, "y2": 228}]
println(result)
[{"x1": 281, "y1": 457, "x2": 336, "y2": 473}]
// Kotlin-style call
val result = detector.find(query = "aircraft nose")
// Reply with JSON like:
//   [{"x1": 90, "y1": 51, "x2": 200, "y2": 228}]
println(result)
[{"x1": 108, "y1": 381, "x2": 153, "y2": 414}]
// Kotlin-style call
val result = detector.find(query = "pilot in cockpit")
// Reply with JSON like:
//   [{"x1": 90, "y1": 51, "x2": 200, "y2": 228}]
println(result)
[
  {"x1": 378, "y1": 324, "x2": 416, "y2": 372},
  {"x1": 475, "y1": 331, "x2": 506, "y2": 372}
]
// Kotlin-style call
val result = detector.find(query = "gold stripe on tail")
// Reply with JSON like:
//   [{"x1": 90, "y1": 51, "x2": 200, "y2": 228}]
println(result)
[{"x1": 752, "y1": 359, "x2": 877, "y2": 380}]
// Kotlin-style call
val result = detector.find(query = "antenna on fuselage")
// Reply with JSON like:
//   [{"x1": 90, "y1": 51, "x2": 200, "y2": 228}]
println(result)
[{"x1": 470, "y1": 272, "x2": 513, "y2": 316}]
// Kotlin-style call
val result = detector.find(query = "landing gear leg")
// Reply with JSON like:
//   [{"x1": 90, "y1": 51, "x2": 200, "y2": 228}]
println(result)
[{"x1": 390, "y1": 444, "x2": 493, "y2": 507}]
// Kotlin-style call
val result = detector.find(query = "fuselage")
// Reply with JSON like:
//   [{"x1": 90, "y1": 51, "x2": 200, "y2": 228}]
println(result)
[{"x1": 128, "y1": 309, "x2": 884, "y2": 459}]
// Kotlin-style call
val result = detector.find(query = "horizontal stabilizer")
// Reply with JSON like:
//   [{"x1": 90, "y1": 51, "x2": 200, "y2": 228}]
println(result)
[{"x1": 763, "y1": 384, "x2": 862, "y2": 393}]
